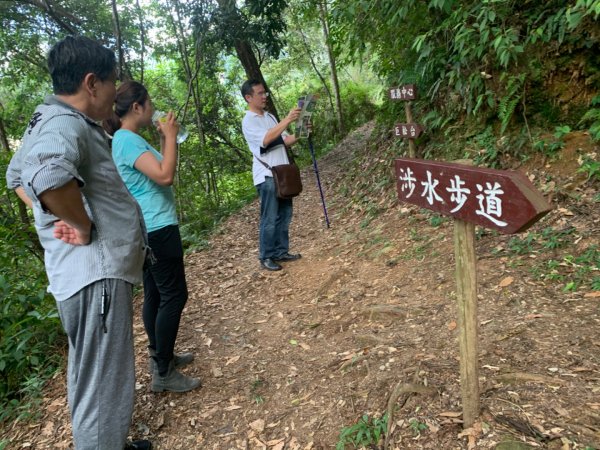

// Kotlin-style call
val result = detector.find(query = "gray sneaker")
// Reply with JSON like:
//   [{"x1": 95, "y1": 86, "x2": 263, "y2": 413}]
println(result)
[{"x1": 151, "y1": 360, "x2": 202, "y2": 393}]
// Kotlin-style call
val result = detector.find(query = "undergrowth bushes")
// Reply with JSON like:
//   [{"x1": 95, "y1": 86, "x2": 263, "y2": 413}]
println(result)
[{"x1": 0, "y1": 194, "x2": 62, "y2": 423}]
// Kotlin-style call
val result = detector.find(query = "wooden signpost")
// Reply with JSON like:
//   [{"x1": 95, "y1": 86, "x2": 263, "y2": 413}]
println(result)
[
  {"x1": 395, "y1": 157, "x2": 553, "y2": 427},
  {"x1": 394, "y1": 123, "x2": 424, "y2": 140},
  {"x1": 389, "y1": 84, "x2": 421, "y2": 157},
  {"x1": 389, "y1": 84, "x2": 416, "y2": 101},
  {"x1": 395, "y1": 159, "x2": 551, "y2": 234}
]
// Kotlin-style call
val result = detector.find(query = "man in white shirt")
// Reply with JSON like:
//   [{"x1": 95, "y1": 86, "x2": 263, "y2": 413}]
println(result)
[{"x1": 241, "y1": 79, "x2": 302, "y2": 271}]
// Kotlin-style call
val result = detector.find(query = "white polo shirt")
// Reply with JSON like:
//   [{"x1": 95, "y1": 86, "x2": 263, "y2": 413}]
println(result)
[{"x1": 242, "y1": 110, "x2": 289, "y2": 185}]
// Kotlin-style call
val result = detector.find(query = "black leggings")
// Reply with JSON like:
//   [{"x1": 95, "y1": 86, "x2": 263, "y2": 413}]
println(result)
[{"x1": 142, "y1": 225, "x2": 188, "y2": 376}]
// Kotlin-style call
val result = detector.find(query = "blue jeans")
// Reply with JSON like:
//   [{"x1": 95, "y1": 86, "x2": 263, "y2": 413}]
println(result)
[{"x1": 257, "y1": 177, "x2": 293, "y2": 260}]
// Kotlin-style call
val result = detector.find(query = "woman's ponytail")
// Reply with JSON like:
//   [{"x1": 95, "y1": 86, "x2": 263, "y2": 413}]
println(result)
[
  {"x1": 102, "y1": 80, "x2": 149, "y2": 136},
  {"x1": 102, "y1": 111, "x2": 122, "y2": 137}
]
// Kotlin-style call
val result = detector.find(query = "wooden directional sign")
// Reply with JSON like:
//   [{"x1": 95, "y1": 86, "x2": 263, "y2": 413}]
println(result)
[
  {"x1": 389, "y1": 84, "x2": 417, "y2": 101},
  {"x1": 394, "y1": 123, "x2": 424, "y2": 139},
  {"x1": 395, "y1": 158, "x2": 552, "y2": 234}
]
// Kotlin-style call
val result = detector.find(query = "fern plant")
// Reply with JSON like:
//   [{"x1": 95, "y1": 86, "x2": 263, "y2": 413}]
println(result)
[
  {"x1": 579, "y1": 95, "x2": 600, "y2": 141},
  {"x1": 498, "y1": 74, "x2": 525, "y2": 135}
]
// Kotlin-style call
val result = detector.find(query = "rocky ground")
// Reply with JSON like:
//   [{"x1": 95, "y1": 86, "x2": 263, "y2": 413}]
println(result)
[{"x1": 2, "y1": 122, "x2": 599, "y2": 449}]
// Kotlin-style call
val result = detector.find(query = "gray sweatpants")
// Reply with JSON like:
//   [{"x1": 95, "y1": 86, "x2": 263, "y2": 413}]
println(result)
[{"x1": 57, "y1": 279, "x2": 135, "y2": 450}]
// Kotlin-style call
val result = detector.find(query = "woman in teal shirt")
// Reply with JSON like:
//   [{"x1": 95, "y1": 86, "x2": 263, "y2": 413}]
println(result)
[{"x1": 104, "y1": 80, "x2": 200, "y2": 393}]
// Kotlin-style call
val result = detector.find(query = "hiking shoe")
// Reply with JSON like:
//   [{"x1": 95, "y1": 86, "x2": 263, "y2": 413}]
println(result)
[
  {"x1": 151, "y1": 360, "x2": 202, "y2": 393},
  {"x1": 274, "y1": 252, "x2": 302, "y2": 262},
  {"x1": 172, "y1": 352, "x2": 194, "y2": 368},
  {"x1": 148, "y1": 348, "x2": 194, "y2": 373},
  {"x1": 260, "y1": 258, "x2": 282, "y2": 271},
  {"x1": 124, "y1": 440, "x2": 152, "y2": 450}
]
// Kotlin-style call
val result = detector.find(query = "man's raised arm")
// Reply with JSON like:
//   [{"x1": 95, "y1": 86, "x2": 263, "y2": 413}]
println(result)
[{"x1": 263, "y1": 107, "x2": 301, "y2": 147}]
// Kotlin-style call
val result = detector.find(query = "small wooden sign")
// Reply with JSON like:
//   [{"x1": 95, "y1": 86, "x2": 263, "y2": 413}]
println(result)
[
  {"x1": 389, "y1": 84, "x2": 417, "y2": 101},
  {"x1": 394, "y1": 123, "x2": 424, "y2": 139},
  {"x1": 395, "y1": 158, "x2": 552, "y2": 234}
]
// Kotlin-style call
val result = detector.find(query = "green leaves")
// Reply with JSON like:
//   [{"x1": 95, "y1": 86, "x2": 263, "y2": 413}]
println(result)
[
  {"x1": 330, "y1": 0, "x2": 600, "y2": 135},
  {"x1": 0, "y1": 268, "x2": 61, "y2": 422},
  {"x1": 568, "y1": 0, "x2": 600, "y2": 29},
  {"x1": 0, "y1": 154, "x2": 62, "y2": 421},
  {"x1": 428, "y1": 0, "x2": 455, "y2": 13},
  {"x1": 566, "y1": 8, "x2": 585, "y2": 29},
  {"x1": 337, "y1": 413, "x2": 388, "y2": 449},
  {"x1": 579, "y1": 96, "x2": 600, "y2": 142},
  {"x1": 498, "y1": 74, "x2": 525, "y2": 134},
  {"x1": 577, "y1": 155, "x2": 600, "y2": 181},
  {"x1": 192, "y1": 0, "x2": 289, "y2": 58}
]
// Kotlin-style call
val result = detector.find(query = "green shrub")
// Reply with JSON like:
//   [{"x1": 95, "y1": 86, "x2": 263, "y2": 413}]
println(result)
[
  {"x1": 578, "y1": 155, "x2": 600, "y2": 182},
  {"x1": 579, "y1": 95, "x2": 600, "y2": 141},
  {"x1": 0, "y1": 155, "x2": 63, "y2": 423},
  {"x1": 337, "y1": 413, "x2": 388, "y2": 449},
  {"x1": 339, "y1": 79, "x2": 379, "y2": 131},
  {"x1": 0, "y1": 269, "x2": 62, "y2": 423}
]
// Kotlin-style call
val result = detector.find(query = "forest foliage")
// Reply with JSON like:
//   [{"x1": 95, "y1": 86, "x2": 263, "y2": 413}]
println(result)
[{"x1": 1, "y1": 0, "x2": 599, "y2": 426}]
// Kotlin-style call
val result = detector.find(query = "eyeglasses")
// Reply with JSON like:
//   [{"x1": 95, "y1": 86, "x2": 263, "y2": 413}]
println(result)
[{"x1": 255, "y1": 91, "x2": 270, "y2": 98}]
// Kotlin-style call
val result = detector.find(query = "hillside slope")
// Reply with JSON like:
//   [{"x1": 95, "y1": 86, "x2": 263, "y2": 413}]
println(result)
[{"x1": 3, "y1": 122, "x2": 600, "y2": 450}]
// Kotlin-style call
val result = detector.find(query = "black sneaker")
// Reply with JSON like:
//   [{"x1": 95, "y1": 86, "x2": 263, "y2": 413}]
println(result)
[
  {"x1": 274, "y1": 253, "x2": 302, "y2": 262},
  {"x1": 125, "y1": 440, "x2": 153, "y2": 450},
  {"x1": 260, "y1": 258, "x2": 282, "y2": 271}
]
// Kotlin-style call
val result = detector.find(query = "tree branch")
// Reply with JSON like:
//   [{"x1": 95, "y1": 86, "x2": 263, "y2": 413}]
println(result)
[{"x1": 19, "y1": 0, "x2": 81, "y2": 34}]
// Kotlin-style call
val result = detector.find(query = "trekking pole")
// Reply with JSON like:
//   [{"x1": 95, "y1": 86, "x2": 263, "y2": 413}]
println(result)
[{"x1": 307, "y1": 134, "x2": 331, "y2": 228}]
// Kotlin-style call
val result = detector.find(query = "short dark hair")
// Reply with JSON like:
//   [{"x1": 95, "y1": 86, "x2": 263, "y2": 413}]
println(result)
[
  {"x1": 48, "y1": 35, "x2": 116, "y2": 95},
  {"x1": 241, "y1": 79, "x2": 263, "y2": 102}
]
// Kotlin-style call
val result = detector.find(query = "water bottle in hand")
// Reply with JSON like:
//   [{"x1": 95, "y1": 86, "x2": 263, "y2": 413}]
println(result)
[{"x1": 152, "y1": 110, "x2": 189, "y2": 144}]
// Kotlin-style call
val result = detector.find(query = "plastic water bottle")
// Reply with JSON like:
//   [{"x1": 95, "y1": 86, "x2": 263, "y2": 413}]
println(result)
[{"x1": 152, "y1": 111, "x2": 189, "y2": 144}]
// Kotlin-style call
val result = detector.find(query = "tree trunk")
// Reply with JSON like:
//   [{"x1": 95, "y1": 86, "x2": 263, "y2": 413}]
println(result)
[
  {"x1": 234, "y1": 40, "x2": 279, "y2": 120},
  {"x1": 110, "y1": 0, "x2": 130, "y2": 80},
  {"x1": 0, "y1": 115, "x2": 10, "y2": 153},
  {"x1": 214, "y1": 0, "x2": 278, "y2": 119},
  {"x1": 135, "y1": 0, "x2": 146, "y2": 84},
  {"x1": 167, "y1": 0, "x2": 206, "y2": 146},
  {"x1": 318, "y1": 0, "x2": 344, "y2": 135}
]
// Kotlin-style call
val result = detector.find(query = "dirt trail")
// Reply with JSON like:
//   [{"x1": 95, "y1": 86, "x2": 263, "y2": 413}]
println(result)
[{"x1": 3, "y1": 122, "x2": 600, "y2": 450}]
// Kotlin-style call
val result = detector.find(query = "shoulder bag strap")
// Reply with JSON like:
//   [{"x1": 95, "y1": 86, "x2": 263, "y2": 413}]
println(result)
[
  {"x1": 256, "y1": 112, "x2": 296, "y2": 166},
  {"x1": 284, "y1": 144, "x2": 296, "y2": 165},
  {"x1": 255, "y1": 155, "x2": 271, "y2": 170},
  {"x1": 267, "y1": 113, "x2": 297, "y2": 164}
]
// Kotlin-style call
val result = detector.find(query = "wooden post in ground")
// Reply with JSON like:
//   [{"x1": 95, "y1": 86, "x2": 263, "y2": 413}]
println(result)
[
  {"x1": 454, "y1": 217, "x2": 479, "y2": 427},
  {"x1": 393, "y1": 157, "x2": 553, "y2": 429},
  {"x1": 388, "y1": 84, "x2": 419, "y2": 157},
  {"x1": 405, "y1": 102, "x2": 416, "y2": 158},
  {"x1": 453, "y1": 158, "x2": 479, "y2": 428}
]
